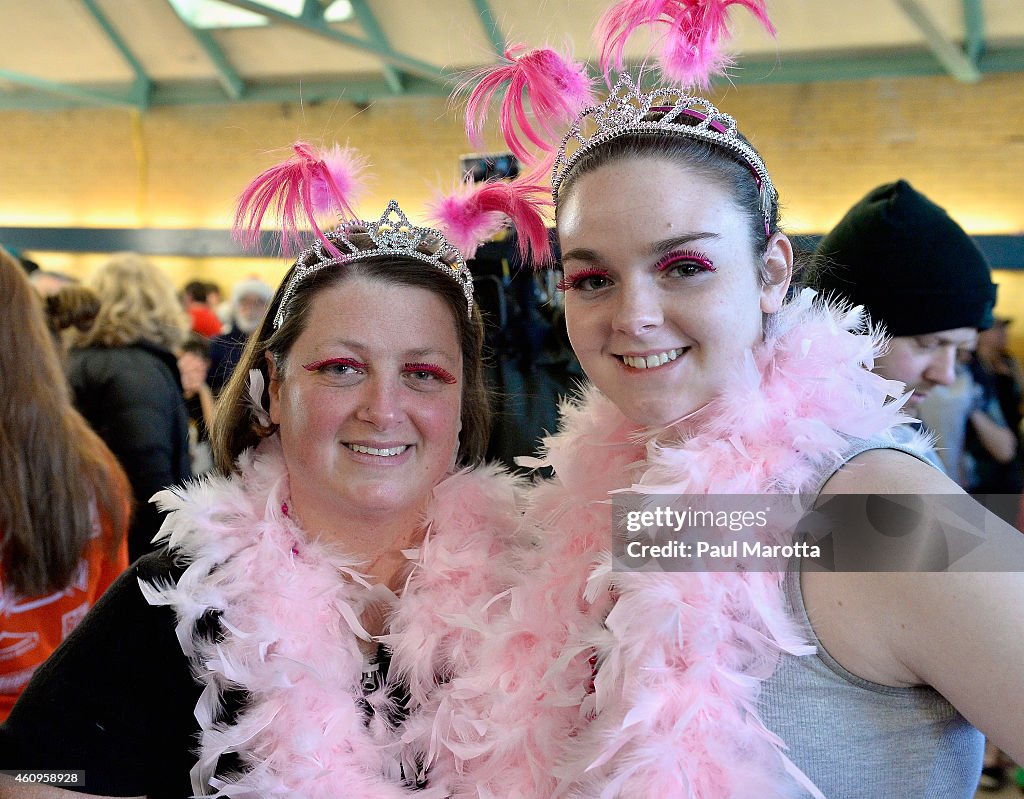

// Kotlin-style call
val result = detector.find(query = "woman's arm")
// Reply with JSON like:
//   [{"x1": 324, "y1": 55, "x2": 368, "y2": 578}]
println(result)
[{"x1": 803, "y1": 449, "x2": 1024, "y2": 762}]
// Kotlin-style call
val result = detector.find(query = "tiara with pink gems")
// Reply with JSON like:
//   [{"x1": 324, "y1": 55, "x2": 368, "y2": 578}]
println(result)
[
  {"x1": 273, "y1": 200, "x2": 474, "y2": 329},
  {"x1": 550, "y1": 73, "x2": 777, "y2": 234}
]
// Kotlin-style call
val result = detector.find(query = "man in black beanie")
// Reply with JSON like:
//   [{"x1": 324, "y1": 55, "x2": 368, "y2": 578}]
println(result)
[{"x1": 813, "y1": 179, "x2": 998, "y2": 409}]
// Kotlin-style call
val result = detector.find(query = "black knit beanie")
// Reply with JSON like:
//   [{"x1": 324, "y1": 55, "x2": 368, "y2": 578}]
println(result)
[{"x1": 813, "y1": 180, "x2": 996, "y2": 336}]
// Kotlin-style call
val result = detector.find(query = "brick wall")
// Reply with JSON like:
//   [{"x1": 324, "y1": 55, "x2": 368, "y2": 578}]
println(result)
[{"x1": 3, "y1": 71, "x2": 1024, "y2": 345}]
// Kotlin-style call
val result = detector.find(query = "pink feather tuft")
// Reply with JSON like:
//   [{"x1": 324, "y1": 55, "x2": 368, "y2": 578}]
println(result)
[
  {"x1": 427, "y1": 179, "x2": 554, "y2": 267},
  {"x1": 233, "y1": 142, "x2": 368, "y2": 258},
  {"x1": 461, "y1": 44, "x2": 595, "y2": 170},
  {"x1": 596, "y1": 0, "x2": 776, "y2": 90},
  {"x1": 309, "y1": 143, "x2": 369, "y2": 216}
]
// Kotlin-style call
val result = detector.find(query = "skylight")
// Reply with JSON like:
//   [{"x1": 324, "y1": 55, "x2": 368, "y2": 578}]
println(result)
[{"x1": 168, "y1": 0, "x2": 354, "y2": 29}]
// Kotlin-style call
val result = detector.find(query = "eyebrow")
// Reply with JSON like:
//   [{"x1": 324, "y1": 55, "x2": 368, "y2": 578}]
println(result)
[
  {"x1": 561, "y1": 232, "x2": 721, "y2": 265},
  {"x1": 318, "y1": 340, "x2": 457, "y2": 361}
]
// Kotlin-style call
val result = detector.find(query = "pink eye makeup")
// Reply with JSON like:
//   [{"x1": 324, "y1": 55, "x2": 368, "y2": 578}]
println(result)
[
  {"x1": 654, "y1": 250, "x2": 716, "y2": 274},
  {"x1": 403, "y1": 363, "x2": 458, "y2": 384},
  {"x1": 302, "y1": 357, "x2": 367, "y2": 372},
  {"x1": 556, "y1": 267, "x2": 611, "y2": 292}
]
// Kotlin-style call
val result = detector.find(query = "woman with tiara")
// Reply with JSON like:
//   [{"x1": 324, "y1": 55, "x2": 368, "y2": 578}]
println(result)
[
  {"x1": 0, "y1": 145, "x2": 549, "y2": 798},
  {"x1": 419, "y1": 2, "x2": 1024, "y2": 796}
]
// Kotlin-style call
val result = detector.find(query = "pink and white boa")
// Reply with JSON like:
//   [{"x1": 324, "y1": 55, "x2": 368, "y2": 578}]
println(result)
[
  {"x1": 141, "y1": 437, "x2": 524, "y2": 799},
  {"x1": 423, "y1": 290, "x2": 931, "y2": 798}
]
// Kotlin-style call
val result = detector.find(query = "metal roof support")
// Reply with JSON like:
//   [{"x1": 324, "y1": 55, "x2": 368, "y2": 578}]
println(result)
[
  {"x1": 470, "y1": 0, "x2": 505, "y2": 58},
  {"x1": 0, "y1": 69, "x2": 139, "y2": 109},
  {"x1": 165, "y1": 0, "x2": 246, "y2": 100},
  {"x1": 893, "y1": 0, "x2": 981, "y2": 82},
  {"x1": 191, "y1": 28, "x2": 246, "y2": 99},
  {"x1": 81, "y1": 0, "x2": 153, "y2": 107},
  {"x1": 217, "y1": 0, "x2": 449, "y2": 85},
  {"x1": 963, "y1": 0, "x2": 985, "y2": 63},
  {"x1": 349, "y1": 0, "x2": 404, "y2": 94}
]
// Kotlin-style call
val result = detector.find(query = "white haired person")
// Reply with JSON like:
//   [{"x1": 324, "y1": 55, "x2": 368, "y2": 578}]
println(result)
[
  {"x1": 0, "y1": 143, "x2": 550, "y2": 797},
  {"x1": 412, "y1": 2, "x2": 1024, "y2": 797},
  {"x1": 207, "y1": 277, "x2": 273, "y2": 394}
]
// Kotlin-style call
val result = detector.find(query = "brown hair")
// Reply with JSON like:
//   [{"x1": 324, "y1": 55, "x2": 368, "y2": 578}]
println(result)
[
  {"x1": 210, "y1": 248, "x2": 490, "y2": 474},
  {"x1": 46, "y1": 284, "x2": 101, "y2": 335},
  {"x1": 0, "y1": 251, "x2": 131, "y2": 596}
]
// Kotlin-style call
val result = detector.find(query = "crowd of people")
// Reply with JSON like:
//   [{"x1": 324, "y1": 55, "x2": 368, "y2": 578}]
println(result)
[{"x1": 1, "y1": 1, "x2": 1023, "y2": 797}]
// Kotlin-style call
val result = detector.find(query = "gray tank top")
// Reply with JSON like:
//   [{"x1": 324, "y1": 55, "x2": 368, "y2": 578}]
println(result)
[{"x1": 758, "y1": 436, "x2": 984, "y2": 799}]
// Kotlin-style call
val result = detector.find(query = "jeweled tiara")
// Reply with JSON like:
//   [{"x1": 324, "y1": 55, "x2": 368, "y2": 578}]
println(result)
[
  {"x1": 273, "y1": 200, "x2": 474, "y2": 329},
  {"x1": 550, "y1": 73, "x2": 777, "y2": 233}
]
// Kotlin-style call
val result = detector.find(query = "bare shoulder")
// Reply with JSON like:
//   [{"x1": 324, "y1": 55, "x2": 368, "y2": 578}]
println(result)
[
  {"x1": 820, "y1": 447, "x2": 960, "y2": 497},
  {"x1": 802, "y1": 446, "x2": 1024, "y2": 761}
]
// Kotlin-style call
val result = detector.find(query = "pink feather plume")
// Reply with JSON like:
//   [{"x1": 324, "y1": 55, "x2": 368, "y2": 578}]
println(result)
[
  {"x1": 427, "y1": 178, "x2": 554, "y2": 267},
  {"x1": 233, "y1": 141, "x2": 368, "y2": 258},
  {"x1": 596, "y1": 0, "x2": 776, "y2": 90},
  {"x1": 461, "y1": 44, "x2": 595, "y2": 170}
]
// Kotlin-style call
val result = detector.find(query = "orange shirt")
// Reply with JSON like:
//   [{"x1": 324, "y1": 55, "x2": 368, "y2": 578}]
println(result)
[{"x1": 0, "y1": 502, "x2": 129, "y2": 720}]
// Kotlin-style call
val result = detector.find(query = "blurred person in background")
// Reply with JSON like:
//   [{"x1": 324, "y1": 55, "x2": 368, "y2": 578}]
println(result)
[
  {"x1": 812, "y1": 180, "x2": 1001, "y2": 462},
  {"x1": 207, "y1": 277, "x2": 272, "y2": 394},
  {"x1": 976, "y1": 319, "x2": 1024, "y2": 444},
  {"x1": 180, "y1": 280, "x2": 223, "y2": 339},
  {"x1": 29, "y1": 270, "x2": 76, "y2": 298},
  {"x1": 43, "y1": 283, "x2": 101, "y2": 358},
  {"x1": 68, "y1": 253, "x2": 191, "y2": 562},
  {"x1": 178, "y1": 333, "x2": 215, "y2": 476},
  {"x1": 0, "y1": 250, "x2": 130, "y2": 720}
]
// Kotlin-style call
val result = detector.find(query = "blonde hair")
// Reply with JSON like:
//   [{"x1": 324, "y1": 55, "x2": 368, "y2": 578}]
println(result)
[{"x1": 76, "y1": 253, "x2": 188, "y2": 350}]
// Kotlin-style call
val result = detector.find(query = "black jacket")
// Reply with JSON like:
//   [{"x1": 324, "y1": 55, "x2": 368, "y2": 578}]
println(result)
[{"x1": 69, "y1": 342, "x2": 190, "y2": 561}]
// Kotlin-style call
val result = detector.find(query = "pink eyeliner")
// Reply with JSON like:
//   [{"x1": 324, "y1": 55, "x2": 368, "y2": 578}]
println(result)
[
  {"x1": 302, "y1": 357, "x2": 367, "y2": 371},
  {"x1": 654, "y1": 250, "x2": 716, "y2": 272},
  {"x1": 404, "y1": 363, "x2": 458, "y2": 384},
  {"x1": 557, "y1": 267, "x2": 610, "y2": 291}
]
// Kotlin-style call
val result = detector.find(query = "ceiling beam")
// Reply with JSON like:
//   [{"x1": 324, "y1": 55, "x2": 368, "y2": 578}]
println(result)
[
  {"x1": 893, "y1": 0, "x2": 980, "y2": 82},
  {"x1": 470, "y1": 0, "x2": 505, "y2": 58},
  {"x1": 164, "y1": 0, "x2": 246, "y2": 100},
  {"x1": 216, "y1": 0, "x2": 449, "y2": 85},
  {"x1": 349, "y1": 0, "x2": 404, "y2": 94},
  {"x1": 81, "y1": 0, "x2": 152, "y2": 107},
  {"x1": 0, "y1": 75, "x2": 447, "y2": 111},
  {"x1": 192, "y1": 28, "x2": 247, "y2": 100},
  {"x1": 963, "y1": 0, "x2": 985, "y2": 63},
  {"x1": 0, "y1": 69, "x2": 140, "y2": 109},
  {"x1": 4, "y1": 46, "x2": 1024, "y2": 112}
]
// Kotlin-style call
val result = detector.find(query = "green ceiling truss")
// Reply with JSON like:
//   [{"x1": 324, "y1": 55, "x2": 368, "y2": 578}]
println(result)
[
  {"x1": 82, "y1": 0, "x2": 153, "y2": 108},
  {"x1": 348, "y1": 0, "x2": 404, "y2": 94},
  {"x1": 170, "y1": 2, "x2": 246, "y2": 100},
  {"x1": 1, "y1": 0, "x2": 1022, "y2": 111},
  {"x1": 470, "y1": 0, "x2": 506, "y2": 58},
  {"x1": 894, "y1": 0, "x2": 979, "y2": 82}
]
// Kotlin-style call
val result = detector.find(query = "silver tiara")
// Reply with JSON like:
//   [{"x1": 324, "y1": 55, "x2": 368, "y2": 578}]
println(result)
[
  {"x1": 551, "y1": 73, "x2": 776, "y2": 233},
  {"x1": 273, "y1": 200, "x2": 474, "y2": 329}
]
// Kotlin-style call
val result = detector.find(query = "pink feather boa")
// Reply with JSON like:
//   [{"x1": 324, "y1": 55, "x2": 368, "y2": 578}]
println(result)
[
  {"x1": 418, "y1": 291, "x2": 930, "y2": 798},
  {"x1": 143, "y1": 438, "x2": 524, "y2": 798}
]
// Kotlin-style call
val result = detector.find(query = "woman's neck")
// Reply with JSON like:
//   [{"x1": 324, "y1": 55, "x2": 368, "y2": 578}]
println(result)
[{"x1": 289, "y1": 499, "x2": 427, "y2": 593}]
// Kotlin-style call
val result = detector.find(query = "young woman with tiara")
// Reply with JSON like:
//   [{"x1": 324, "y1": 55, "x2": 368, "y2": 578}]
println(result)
[
  {"x1": 416, "y1": 1, "x2": 1024, "y2": 796},
  {"x1": 0, "y1": 145, "x2": 550, "y2": 797}
]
